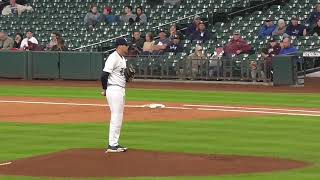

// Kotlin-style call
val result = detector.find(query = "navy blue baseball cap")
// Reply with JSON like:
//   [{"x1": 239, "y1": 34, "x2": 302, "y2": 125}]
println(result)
[{"x1": 115, "y1": 38, "x2": 128, "y2": 47}]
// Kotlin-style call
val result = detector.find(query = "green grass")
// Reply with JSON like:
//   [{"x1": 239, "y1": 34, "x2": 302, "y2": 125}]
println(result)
[
  {"x1": 0, "y1": 86, "x2": 320, "y2": 108},
  {"x1": 0, "y1": 116, "x2": 320, "y2": 180}
]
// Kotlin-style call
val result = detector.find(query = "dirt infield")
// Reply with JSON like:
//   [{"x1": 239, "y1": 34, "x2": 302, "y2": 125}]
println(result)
[
  {"x1": 0, "y1": 77, "x2": 320, "y2": 93},
  {"x1": 0, "y1": 149, "x2": 308, "y2": 178}
]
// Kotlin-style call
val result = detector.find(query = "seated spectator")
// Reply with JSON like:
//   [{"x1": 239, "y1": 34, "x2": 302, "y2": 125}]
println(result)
[
  {"x1": 307, "y1": 4, "x2": 320, "y2": 28},
  {"x1": 272, "y1": 19, "x2": 287, "y2": 36},
  {"x1": 169, "y1": 24, "x2": 183, "y2": 40},
  {"x1": 20, "y1": 30, "x2": 38, "y2": 50},
  {"x1": 285, "y1": 16, "x2": 307, "y2": 37},
  {"x1": 153, "y1": 30, "x2": 170, "y2": 55},
  {"x1": 310, "y1": 18, "x2": 320, "y2": 36},
  {"x1": 186, "y1": 15, "x2": 201, "y2": 36},
  {"x1": 46, "y1": 32, "x2": 60, "y2": 50},
  {"x1": 260, "y1": 39, "x2": 281, "y2": 81},
  {"x1": 190, "y1": 21, "x2": 211, "y2": 43},
  {"x1": 224, "y1": 31, "x2": 252, "y2": 56},
  {"x1": 0, "y1": 31, "x2": 14, "y2": 50},
  {"x1": 258, "y1": 18, "x2": 276, "y2": 38},
  {"x1": 101, "y1": 7, "x2": 118, "y2": 24},
  {"x1": 84, "y1": 4, "x2": 101, "y2": 29},
  {"x1": 209, "y1": 44, "x2": 224, "y2": 78},
  {"x1": 135, "y1": 6, "x2": 147, "y2": 24},
  {"x1": 166, "y1": 35, "x2": 183, "y2": 54},
  {"x1": 13, "y1": 32, "x2": 23, "y2": 48},
  {"x1": 164, "y1": 0, "x2": 181, "y2": 6},
  {"x1": 120, "y1": 5, "x2": 136, "y2": 25},
  {"x1": 2, "y1": 0, "x2": 33, "y2": 16},
  {"x1": 51, "y1": 38, "x2": 68, "y2": 51},
  {"x1": 186, "y1": 45, "x2": 206, "y2": 79},
  {"x1": 279, "y1": 37, "x2": 298, "y2": 55},
  {"x1": 142, "y1": 32, "x2": 154, "y2": 55},
  {"x1": 128, "y1": 31, "x2": 144, "y2": 56}
]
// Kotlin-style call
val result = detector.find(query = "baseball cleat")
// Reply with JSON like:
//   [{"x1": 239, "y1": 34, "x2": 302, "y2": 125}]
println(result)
[{"x1": 106, "y1": 145, "x2": 128, "y2": 153}]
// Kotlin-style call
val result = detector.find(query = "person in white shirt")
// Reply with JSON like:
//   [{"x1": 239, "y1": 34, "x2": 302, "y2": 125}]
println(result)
[
  {"x1": 101, "y1": 38, "x2": 130, "y2": 153},
  {"x1": 2, "y1": 0, "x2": 33, "y2": 16},
  {"x1": 20, "y1": 30, "x2": 38, "y2": 50}
]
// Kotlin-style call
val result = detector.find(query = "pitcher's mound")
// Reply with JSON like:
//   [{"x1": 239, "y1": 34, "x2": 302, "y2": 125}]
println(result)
[{"x1": 0, "y1": 149, "x2": 308, "y2": 178}]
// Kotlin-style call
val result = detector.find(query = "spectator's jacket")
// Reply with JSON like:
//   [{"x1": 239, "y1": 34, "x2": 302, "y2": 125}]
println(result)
[
  {"x1": 259, "y1": 24, "x2": 276, "y2": 38},
  {"x1": 224, "y1": 38, "x2": 252, "y2": 55},
  {"x1": 84, "y1": 12, "x2": 101, "y2": 26},
  {"x1": 2, "y1": 3, "x2": 33, "y2": 15},
  {"x1": 120, "y1": 14, "x2": 137, "y2": 24},
  {"x1": 166, "y1": 43, "x2": 183, "y2": 53},
  {"x1": 279, "y1": 46, "x2": 298, "y2": 55},
  {"x1": 186, "y1": 23, "x2": 197, "y2": 36},
  {"x1": 135, "y1": 13, "x2": 147, "y2": 24},
  {"x1": 0, "y1": 37, "x2": 14, "y2": 50},
  {"x1": 101, "y1": 14, "x2": 119, "y2": 24},
  {"x1": 272, "y1": 26, "x2": 287, "y2": 36},
  {"x1": 266, "y1": 43, "x2": 281, "y2": 57},
  {"x1": 308, "y1": 11, "x2": 320, "y2": 26},
  {"x1": 311, "y1": 26, "x2": 320, "y2": 36},
  {"x1": 190, "y1": 30, "x2": 210, "y2": 43},
  {"x1": 285, "y1": 24, "x2": 306, "y2": 36}
]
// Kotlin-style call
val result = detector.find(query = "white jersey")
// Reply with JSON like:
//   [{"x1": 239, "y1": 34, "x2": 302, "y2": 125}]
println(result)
[{"x1": 103, "y1": 51, "x2": 127, "y2": 88}]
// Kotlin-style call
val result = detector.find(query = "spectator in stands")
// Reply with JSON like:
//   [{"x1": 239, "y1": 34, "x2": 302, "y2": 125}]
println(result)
[
  {"x1": 310, "y1": 18, "x2": 320, "y2": 36},
  {"x1": 186, "y1": 45, "x2": 206, "y2": 79},
  {"x1": 101, "y1": 7, "x2": 118, "y2": 24},
  {"x1": 20, "y1": 30, "x2": 38, "y2": 50},
  {"x1": 84, "y1": 4, "x2": 101, "y2": 29},
  {"x1": 190, "y1": 21, "x2": 211, "y2": 43},
  {"x1": 120, "y1": 5, "x2": 136, "y2": 25},
  {"x1": 153, "y1": 30, "x2": 170, "y2": 55},
  {"x1": 142, "y1": 32, "x2": 154, "y2": 55},
  {"x1": 224, "y1": 31, "x2": 252, "y2": 56},
  {"x1": 258, "y1": 18, "x2": 276, "y2": 38},
  {"x1": 186, "y1": 15, "x2": 201, "y2": 36},
  {"x1": 135, "y1": 6, "x2": 147, "y2": 24},
  {"x1": 169, "y1": 24, "x2": 183, "y2": 40},
  {"x1": 13, "y1": 33, "x2": 23, "y2": 48},
  {"x1": 51, "y1": 38, "x2": 68, "y2": 51},
  {"x1": 164, "y1": 0, "x2": 181, "y2": 6},
  {"x1": 285, "y1": 16, "x2": 307, "y2": 37},
  {"x1": 260, "y1": 39, "x2": 281, "y2": 81},
  {"x1": 46, "y1": 32, "x2": 60, "y2": 50},
  {"x1": 209, "y1": 44, "x2": 224, "y2": 78},
  {"x1": 128, "y1": 31, "x2": 144, "y2": 56},
  {"x1": 272, "y1": 19, "x2": 287, "y2": 36},
  {"x1": 308, "y1": 4, "x2": 320, "y2": 28},
  {"x1": 166, "y1": 35, "x2": 183, "y2": 54},
  {"x1": 0, "y1": 31, "x2": 14, "y2": 50},
  {"x1": 2, "y1": 0, "x2": 33, "y2": 16},
  {"x1": 279, "y1": 37, "x2": 297, "y2": 55}
]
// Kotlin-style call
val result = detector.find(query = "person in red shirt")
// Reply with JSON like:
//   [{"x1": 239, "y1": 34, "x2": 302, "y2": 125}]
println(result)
[{"x1": 224, "y1": 31, "x2": 252, "y2": 56}]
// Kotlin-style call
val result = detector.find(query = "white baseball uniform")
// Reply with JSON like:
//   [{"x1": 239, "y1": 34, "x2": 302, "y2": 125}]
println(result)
[{"x1": 103, "y1": 50, "x2": 127, "y2": 147}]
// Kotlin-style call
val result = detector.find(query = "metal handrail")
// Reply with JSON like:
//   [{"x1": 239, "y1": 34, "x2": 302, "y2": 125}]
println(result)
[{"x1": 72, "y1": 10, "x2": 207, "y2": 51}]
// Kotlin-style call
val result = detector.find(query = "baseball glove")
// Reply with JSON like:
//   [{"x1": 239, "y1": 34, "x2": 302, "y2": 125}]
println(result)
[{"x1": 124, "y1": 64, "x2": 135, "y2": 82}]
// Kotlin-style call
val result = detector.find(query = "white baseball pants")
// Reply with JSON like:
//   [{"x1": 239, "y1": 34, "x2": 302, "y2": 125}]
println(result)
[{"x1": 106, "y1": 85, "x2": 125, "y2": 147}]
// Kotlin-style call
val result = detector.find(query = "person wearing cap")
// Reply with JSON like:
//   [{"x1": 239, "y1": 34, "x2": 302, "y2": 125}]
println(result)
[
  {"x1": 224, "y1": 31, "x2": 252, "y2": 56},
  {"x1": 20, "y1": 30, "x2": 38, "y2": 50},
  {"x1": 0, "y1": 31, "x2": 14, "y2": 50},
  {"x1": 258, "y1": 18, "x2": 276, "y2": 38},
  {"x1": 307, "y1": 3, "x2": 320, "y2": 28},
  {"x1": 84, "y1": 4, "x2": 101, "y2": 29},
  {"x1": 166, "y1": 35, "x2": 183, "y2": 54},
  {"x1": 209, "y1": 44, "x2": 224, "y2": 78},
  {"x1": 186, "y1": 45, "x2": 206, "y2": 79},
  {"x1": 285, "y1": 16, "x2": 307, "y2": 37},
  {"x1": 279, "y1": 37, "x2": 297, "y2": 55},
  {"x1": 272, "y1": 19, "x2": 287, "y2": 36},
  {"x1": 101, "y1": 6, "x2": 118, "y2": 24},
  {"x1": 186, "y1": 15, "x2": 202, "y2": 36},
  {"x1": 260, "y1": 39, "x2": 281, "y2": 80},
  {"x1": 100, "y1": 38, "x2": 129, "y2": 153},
  {"x1": 153, "y1": 30, "x2": 171, "y2": 55},
  {"x1": 190, "y1": 21, "x2": 211, "y2": 43},
  {"x1": 310, "y1": 18, "x2": 320, "y2": 36},
  {"x1": 2, "y1": 0, "x2": 33, "y2": 16}
]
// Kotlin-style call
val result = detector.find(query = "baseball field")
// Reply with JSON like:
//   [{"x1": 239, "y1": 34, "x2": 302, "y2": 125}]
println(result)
[{"x1": 0, "y1": 79, "x2": 320, "y2": 180}]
